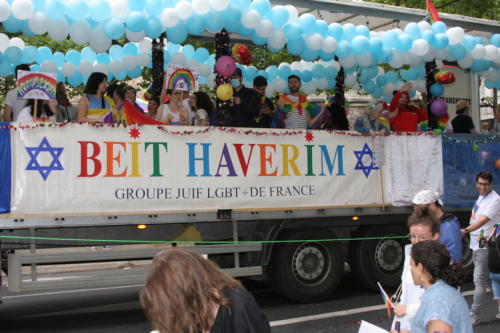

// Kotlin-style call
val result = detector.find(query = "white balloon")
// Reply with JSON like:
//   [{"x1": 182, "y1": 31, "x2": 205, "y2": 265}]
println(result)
[
  {"x1": 317, "y1": 78, "x2": 328, "y2": 90},
  {"x1": 291, "y1": 61, "x2": 302, "y2": 71},
  {"x1": 470, "y1": 44, "x2": 485, "y2": 59},
  {"x1": 273, "y1": 78, "x2": 286, "y2": 91},
  {"x1": 411, "y1": 39, "x2": 429, "y2": 56},
  {"x1": 126, "y1": 29, "x2": 145, "y2": 42},
  {"x1": 300, "y1": 60, "x2": 313, "y2": 70},
  {"x1": 285, "y1": 5, "x2": 298, "y2": 23},
  {"x1": 175, "y1": 1, "x2": 193, "y2": 20},
  {"x1": 255, "y1": 19, "x2": 273, "y2": 38},
  {"x1": 377, "y1": 67, "x2": 385, "y2": 76},
  {"x1": 485, "y1": 69, "x2": 500, "y2": 82},
  {"x1": 199, "y1": 63, "x2": 212, "y2": 76},
  {"x1": 241, "y1": 9, "x2": 260, "y2": 29},
  {"x1": 345, "y1": 75, "x2": 357, "y2": 89},
  {"x1": 383, "y1": 83, "x2": 395, "y2": 96},
  {"x1": 356, "y1": 53, "x2": 372, "y2": 67},
  {"x1": 306, "y1": 33, "x2": 323, "y2": 51},
  {"x1": 108, "y1": 60, "x2": 122, "y2": 74},
  {"x1": 61, "y1": 62, "x2": 76, "y2": 77},
  {"x1": 9, "y1": 37, "x2": 25, "y2": 49},
  {"x1": 40, "y1": 61, "x2": 57, "y2": 73},
  {"x1": 171, "y1": 52, "x2": 186, "y2": 65},
  {"x1": 187, "y1": 58, "x2": 199, "y2": 69},
  {"x1": 322, "y1": 36, "x2": 337, "y2": 53},
  {"x1": 123, "y1": 55, "x2": 137, "y2": 71},
  {"x1": 435, "y1": 49, "x2": 448, "y2": 61},
  {"x1": 161, "y1": 8, "x2": 179, "y2": 28},
  {"x1": 28, "y1": 11, "x2": 49, "y2": 35},
  {"x1": 457, "y1": 54, "x2": 473, "y2": 69},
  {"x1": 0, "y1": 0, "x2": 11, "y2": 22},
  {"x1": 484, "y1": 45, "x2": 497, "y2": 61},
  {"x1": 94, "y1": 63, "x2": 108, "y2": 74},
  {"x1": 109, "y1": 0, "x2": 128, "y2": 20},
  {"x1": 11, "y1": 0, "x2": 34, "y2": 20},
  {"x1": 206, "y1": 75, "x2": 216, "y2": 89},
  {"x1": 268, "y1": 30, "x2": 286, "y2": 50},
  {"x1": 0, "y1": 33, "x2": 9, "y2": 52},
  {"x1": 445, "y1": 27, "x2": 465, "y2": 45},
  {"x1": 192, "y1": 0, "x2": 210, "y2": 15},
  {"x1": 70, "y1": 20, "x2": 92, "y2": 44},
  {"x1": 48, "y1": 18, "x2": 69, "y2": 42},
  {"x1": 339, "y1": 55, "x2": 356, "y2": 68},
  {"x1": 137, "y1": 38, "x2": 152, "y2": 53},
  {"x1": 414, "y1": 80, "x2": 426, "y2": 92},
  {"x1": 331, "y1": 61, "x2": 341, "y2": 71},
  {"x1": 422, "y1": 48, "x2": 436, "y2": 62},
  {"x1": 210, "y1": 0, "x2": 229, "y2": 11},
  {"x1": 79, "y1": 61, "x2": 93, "y2": 76},
  {"x1": 417, "y1": 20, "x2": 431, "y2": 32},
  {"x1": 138, "y1": 52, "x2": 150, "y2": 66},
  {"x1": 90, "y1": 24, "x2": 112, "y2": 53}
]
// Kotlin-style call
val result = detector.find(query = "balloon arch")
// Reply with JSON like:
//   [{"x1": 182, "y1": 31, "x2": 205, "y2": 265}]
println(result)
[{"x1": 0, "y1": 0, "x2": 499, "y2": 102}]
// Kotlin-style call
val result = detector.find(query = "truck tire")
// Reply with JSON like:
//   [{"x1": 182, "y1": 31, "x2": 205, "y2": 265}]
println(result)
[
  {"x1": 461, "y1": 235, "x2": 474, "y2": 280},
  {"x1": 266, "y1": 228, "x2": 344, "y2": 303},
  {"x1": 350, "y1": 226, "x2": 406, "y2": 291}
]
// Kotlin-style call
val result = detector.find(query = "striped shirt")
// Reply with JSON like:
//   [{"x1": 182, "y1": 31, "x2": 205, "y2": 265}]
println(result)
[{"x1": 284, "y1": 95, "x2": 308, "y2": 129}]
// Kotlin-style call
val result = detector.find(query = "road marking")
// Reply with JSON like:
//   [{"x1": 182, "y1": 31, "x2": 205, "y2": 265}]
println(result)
[
  {"x1": 270, "y1": 290, "x2": 474, "y2": 327},
  {"x1": 2, "y1": 284, "x2": 144, "y2": 299}
]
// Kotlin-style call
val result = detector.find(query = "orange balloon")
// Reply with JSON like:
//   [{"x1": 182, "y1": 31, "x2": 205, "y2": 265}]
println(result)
[{"x1": 495, "y1": 159, "x2": 500, "y2": 169}]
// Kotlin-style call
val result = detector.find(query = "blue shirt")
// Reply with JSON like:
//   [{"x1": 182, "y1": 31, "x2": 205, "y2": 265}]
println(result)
[
  {"x1": 439, "y1": 214, "x2": 462, "y2": 262},
  {"x1": 412, "y1": 280, "x2": 472, "y2": 333}
]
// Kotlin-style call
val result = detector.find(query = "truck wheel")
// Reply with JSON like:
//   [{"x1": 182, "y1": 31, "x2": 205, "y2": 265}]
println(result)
[
  {"x1": 266, "y1": 228, "x2": 344, "y2": 303},
  {"x1": 461, "y1": 235, "x2": 473, "y2": 279},
  {"x1": 350, "y1": 226, "x2": 406, "y2": 291}
]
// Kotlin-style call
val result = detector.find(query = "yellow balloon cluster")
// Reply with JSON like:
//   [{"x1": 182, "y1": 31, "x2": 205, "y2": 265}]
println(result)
[{"x1": 216, "y1": 84, "x2": 233, "y2": 101}]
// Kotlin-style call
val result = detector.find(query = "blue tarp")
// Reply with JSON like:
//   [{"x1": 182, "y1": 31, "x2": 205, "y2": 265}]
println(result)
[
  {"x1": 0, "y1": 122, "x2": 11, "y2": 213},
  {"x1": 442, "y1": 134, "x2": 500, "y2": 207}
]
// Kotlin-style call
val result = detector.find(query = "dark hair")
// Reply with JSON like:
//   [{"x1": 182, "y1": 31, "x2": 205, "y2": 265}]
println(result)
[
  {"x1": 408, "y1": 206, "x2": 440, "y2": 234},
  {"x1": 149, "y1": 95, "x2": 160, "y2": 106},
  {"x1": 56, "y1": 82, "x2": 68, "y2": 100},
  {"x1": 27, "y1": 99, "x2": 54, "y2": 118},
  {"x1": 411, "y1": 240, "x2": 465, "y2": 288},
  {"x1": 15, "y1": 64, "x2": 30, "y2": 79},
  {"x1": 476, "y1": 171, "x2": 493, "y2": 184},
  {"x1": 84, "y1": 72, "x2": 107, "y2": 95},
  {"x1": 253, "y1": 76, "x2": 267, "y2": 87},
  {"x1": 288, "y1": 74, "x2": 301, "y2": 83},
  {"x1": 233, "y1": 67, "x2": 243, "y2": 77},
  {"x1": 125, "y1": 86, "x2": 137, "y2": 94},
  {"x1": 113, "y1": 84, "x2": 127, "y2": 101},
  {"x1": 193, "y1": 91, "x2": 214, "y2": 115},
  {"x1": 106, "y1": 81, "x2": 119, "y2": 98}
]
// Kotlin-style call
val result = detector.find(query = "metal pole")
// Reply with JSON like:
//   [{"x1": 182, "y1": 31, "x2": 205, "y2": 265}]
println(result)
[
  {"x1": 232, "y1": 220, "x2": 240, "y2": 268},
  {"x1": 30, "y1": 228, "x2": 37, "y2": 281}
]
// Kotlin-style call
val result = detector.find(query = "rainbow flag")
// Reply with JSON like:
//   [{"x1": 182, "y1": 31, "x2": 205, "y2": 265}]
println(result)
[
  {"x1": 121, "y1": 100, "x2": 164, "y2": 125},
  {"x1": 377, "y1": 282, "x2": 393, "y2": 319},
  {"x1": 426, "y1": 0, "x2": 441, "y2": 23}
]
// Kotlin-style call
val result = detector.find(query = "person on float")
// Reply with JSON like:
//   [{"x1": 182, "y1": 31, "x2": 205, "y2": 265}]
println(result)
[
  {"x1": 388, "y1": 83, "x2": 428, "y2": 132},
  {"x1": 229, "y1": 67, "x2": 260, "y2": 128},
  {"x1": 4, "y1": 64, "x2": 31, "y2": 122},
  {"x1": 390, "y1": 207, "x2": 440, "y2": 333},
  {"x1": 189, "y1": 91, "x2": 214, "y2": 127},
  {"x1": 16, "y1": 99, "x2": 58, "y2": 123},
  {"x1": 252, "y1": 76, "x2": 275, "y2": 128},
  {"x1": 451, "y1": 99, "x2": 477, "y2": 133},
  {"x1": 124, "y1": 86, "x2": 145, "y2": 113},
  {"x1": 354, "y1": 101, "x2": 388, "y2": 135},
  {"x1": 156, "y1": 86, "x2": 190, "y2": 126},
  {"x1": 409, "y1": 240, "x2": 472, "y2": 333},
  {"x1": 55, "y1": 82, "x2": 75, "y2": 122},
  {"x1": 77, "y1": 72, "x2": 114, "y2": 123},
  {"x1": 147, "y1": 96, "x2": 161, "y2": 120}
]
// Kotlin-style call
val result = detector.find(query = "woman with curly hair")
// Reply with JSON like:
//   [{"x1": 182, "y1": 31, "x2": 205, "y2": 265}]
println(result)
[
  {"x1": 140, "y1": 248, "x2": 271, "y2": 333},
  {"x1": 410, "y1": 240, "x2": 472, "y2": 333}
]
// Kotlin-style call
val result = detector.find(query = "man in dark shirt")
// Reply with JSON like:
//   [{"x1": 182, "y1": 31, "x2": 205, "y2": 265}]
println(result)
[
  {"x1": 252, "y1": 76, "x2": 274, "y2": 128},
  {"x1": 230, "y1": 68, "x2": 259, "y2": 127},
  {"x1": 451, "y1": 99, "x2": 477, "y2": 133}
]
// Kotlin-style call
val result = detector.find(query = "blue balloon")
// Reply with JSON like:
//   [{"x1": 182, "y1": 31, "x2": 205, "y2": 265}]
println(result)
[
  {"x1": 30, "y1": 64, "x2": 40, "y2": 72},
  {"x1": 301, "y1": 49, "x2": 319, "y2": 62},
  {"x1": 109, "y1": 45, "x2": 123, "y2": 61},
  {"x1": 223, "y1": 6, "x2": 242, "y2": 33},
  {"x1": 312, "y1": 64, "x2": 325, "y2": 79},
  {"x1": 369, "y1": 38, "x2": 383, "y2": 54},
  {"x1": 198, "y1": 76, "x2": 207, "y2": 85},
  {"x1": 37, "y1": 47, "x2": 53, "y2": 64},
  {"x1": 104, "y1": 18, "x2": 125, "y2": 40},
  {"x1": 126, "y1": 11, "x2": 147, "y2": 32},
  {"x1": 430, "y1": 83, "x2": 444, "y2": 96},
  {"x1": 128, "y1": 0, "x2": 146, "y2": 11},
  {"x1": 146, "y1": 0, "x2": 163, "y2": 15},
  {"x1": 96, "y1": 53, "x2": 111, "y2": 64},
  {"x1": 232, "y1": 0, "x2": 252, "y2": 11},
  {"x1": 421, "y1": 31, "x2": 436, "y2": 46},
  {"x1": 372, "y1": 86, "x2": 383, "y2": 99},
  {"x1": 449, "y1": 44, "x2": 466, "y2": 60},
  {"x1": 166, "y1": 42, "x2": 180, "y2": 55},
  {"x1": 66, "y1": 0, "x2": 90, "y2": 21},
  {"x1": 181, "y1": 45, "x2": 195, "y2": 59},
  {"x1": 328, "y1": 23, "x2": 343, "y2": 40},
  {"x1": 128, "y1": 66, "x2": 142, "y2": 79},
  {"x1": 166, "y1": 24, "x2": 188, "y2": 45},
  {"x1": 204, "y1": 10, "x2": 223, "y2": 32},
  {"x1": 386, "y1": 71, "x2": 398, "y2": 83},
  {"x1": 325, "y1": 66, "x2": 338, "y2": 79},
  {"x1": 471, "y1": 59, "x2": 492, "y2": 73},
  {"x1": 45, "y1": 0, "x2": 67, "y2": 20},
  {"x1": 53, "y1": 52, "x2": 66, "y2": 67},
  {"x1": 90, "y1": 0, "x2": 111, "y2": 22},
  {"x1": 123, "y1": 43, "x2": 139, "y2": 56},
  {"x1": 297, "y1": 14, "x2": 317, "y2": 35},
  {"x1": 364, "y1": 80, "x2": 376, "y2": 93},
  {"x1": 67, "y1": 72, "x2": 83, "y2": 87},
  {"x1": 193, "y1": 48, "x2": 209, "y2": 63},
  {"x1": 239, "y1": 25, "x2": 253, "y2": 37},
  {"x1": 319, "y1": 50, "x2": 335, "y2": 61},
  {"x1": 66, "y1": 50, "x2": 81, "y2": 65},
  {"x1": 376, "y1": 75, "x2": 387, "y2": 86},
  {"x1": 278, "y1": 65, "x2": 292, "y2": 79},
  {"x1": 251, "y1": 33, "x2": 267, "y2": 46},
  {"x1": 145, "y1": 16, "x2": 163, "y2": 38},
  {"x1": 115, "y1": 70, "x2": 127, "y2": 80},
  {"x1": 4, "y1": 47, "x2": 22, "y2": 64},
  {"x1": 344, "y1": 66, "x2": 357, "y2": 75},
  {"x1": 3, "y1": 16, "x2": 24, "y2": 33},
  {"x1": 291, "y1": 69, "x2": 301, "y2": 78},
  {"x1": 351, "y1": 36, "x2": 369, "y2": 54},
  {"x1": 326, "y1": 79, "x2": 336, "y2": 90},
  {"x1": 301, "y1": 70, "x2": 313, "y2": 82},
  {"x1": 186, "y1": 14, "x2": 206, "y2": 36},
  {"x1": 404, "y1": 22, "x2": 421, "y2": 39},
  {"x1": 268, "y1": 7, "x2": 289, "y2": 29},
  {"x1": 431, "y1": 21, "x2": 447, "y2": 34},
  {"x1": 0, "y1": 62, "x2": 13, "y2": 77},
  {"x1": 433, "y1": 33, "x2": 449, "y2": 49},
  {"x1": 341, "y1": 23, "x2": 356, "y2": 41},
  {"x1": 461, "y1": 35, "x2": 477, "y2": 52},
  {"x1": 284, "y1": 23, "x2": 303, "y2": 41},
  {"x1": 21, "y1": 20, "x2": 36, "y2": 37},
  {"x1": 163, "y1": 52, "x2": 170, "y2": 65},
  {"x1": 382, "y1": 30, "x2": 398, "y2": 48},
  {"x1": 287, "y1": 38, "x2": 305, "y2": 55},
  {"x1": 249, "y1": 0, "x2": 271, "y2": 17},
  {"x1": 313, "y1": 20, "x2": 328, "y2": 36},
  {"x1": 32, "y1": 0, "x2": 45, "y2": 11},
  {"x1": 81, "y1": 47, "x2": 96, "y2": 63},
  {"x1": 21, "y1": 46, "x2": 37, "y2": 63},
  {"x1": 266, "y1": 65, "x2": 278, "y2": 79},
  {"x1": 246, "y1": 66, "x2": 258, "y2": 81},
  {"x1": 57, "y1": 69, "x2": 65, "y2": 82},
  {"x1": 484, "y1": 80, "x2": 495, "y2": 89},
  {"x1": 396, "y1": 34, "x2": 413, "y2": 52},
  {"x1": 336, "y1": 41, "x2": 351, "y2": 59},
  {"x1": 356, "y1": 25, "x2": 370, "y2": 37},
  {"x1": 490, "y1": 34, "x2": 500, "y2": 47},
  {"x1": 256, "y1": 69, "x2": 269, "y2": 80},
  {"x1": 381, "y1": 47, "x2": 393, "y2": 63}
]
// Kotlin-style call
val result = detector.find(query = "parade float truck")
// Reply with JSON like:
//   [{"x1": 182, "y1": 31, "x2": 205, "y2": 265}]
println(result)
[{"x1": 1, "y1": 122, "x2": 498, "y2": 303}]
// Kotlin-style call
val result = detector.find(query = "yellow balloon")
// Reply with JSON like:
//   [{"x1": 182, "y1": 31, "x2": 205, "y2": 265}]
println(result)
[{"x1": 216, "y1": 84, "x2": 233, "y2": 101}]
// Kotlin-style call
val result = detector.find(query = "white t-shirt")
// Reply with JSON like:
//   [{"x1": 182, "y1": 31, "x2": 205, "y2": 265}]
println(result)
[
  {"x1": 5, "y1": 88, "x2": 28, "y2": 121},
  {"x1": 469, "y1": 189, "x2": 500, "y2": 250},
  {"x1": 193, "y1": 108, "x2": 208, "y2": 126},
  {"x1": 157, "y1": 104, "x2": 182, "y2": 125},
  {"x1": 16, "y1": 106, "x2": 56, "y2": 123}
]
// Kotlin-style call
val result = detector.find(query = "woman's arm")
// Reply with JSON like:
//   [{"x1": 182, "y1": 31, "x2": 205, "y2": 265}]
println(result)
[
  {"x1": 427, "y1": 319, "x2": 451, "y2": 333},
  {"x1": 77, "y1": 96, "x2": 100, "y2": 123},
  {"x1": 307, "y1": 104, "x2": 326, "y2": 127}
]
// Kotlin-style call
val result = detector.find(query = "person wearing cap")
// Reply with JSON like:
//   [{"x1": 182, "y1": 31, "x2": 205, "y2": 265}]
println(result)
[
  {"x1": 412, "y1": 190, "x2": 462, "y2": 262},
  {"x1": 451, "y1": 100, "x2": 476, "y2": 134},
  {"x1": 354, "y1": 101, "x2": 389, "y2": 136},
  {"x1": 229, "y1": 67, "x2": 260, "y2": 128}
]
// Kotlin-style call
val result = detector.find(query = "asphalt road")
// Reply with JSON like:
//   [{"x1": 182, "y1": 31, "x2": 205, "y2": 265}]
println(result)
[{"x1": 1, "y1": 271, "x2": 500, "y2": 333}]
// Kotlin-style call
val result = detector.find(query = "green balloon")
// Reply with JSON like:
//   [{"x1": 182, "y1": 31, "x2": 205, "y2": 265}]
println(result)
[
  {"x1": 472, "y1": 144, "x2": 479, "y2": 151},
  {"x1": 434, "y1": 129, "x2": 442, "y2": 135}
]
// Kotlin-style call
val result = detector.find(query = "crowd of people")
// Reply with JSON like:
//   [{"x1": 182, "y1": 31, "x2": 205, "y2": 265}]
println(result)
[{"x1": 3, "y1": 65, "x2": 499, "y2": 133}]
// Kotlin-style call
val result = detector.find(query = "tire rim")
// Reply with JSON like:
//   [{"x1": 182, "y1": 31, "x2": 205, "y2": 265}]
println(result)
[
  {"x1": 291, "y1": 243, "x2": 330, "y2": 285},
  {"x1": 374, "y1": 238, "x2": 403, "y2": 272}
]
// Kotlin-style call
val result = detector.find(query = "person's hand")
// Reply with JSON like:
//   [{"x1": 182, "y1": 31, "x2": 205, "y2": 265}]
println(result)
[
  {"x1": 394, "y1": 304, "x2": 407, "y2": 317},
  {"x1": 401, "y1": 82, "x2": 412, "y2": 92},
  {"x1": 276, "y1": 98, "x2": 285, "y2": 109},
  {"x1": 378, "y1": 128, "x2": 387, "y2": 135},
  {"x1": 234, "y1": 97, "x2": 241, "y2": 105},
  {"x1": 460, "y1": 228, "x2": 468, "y2": 237},
  {"x1": 369, "y1": 130, "x2": 377, "y2": 136},
  {"x1": 165, "y1": 114, "x2": 173, "y2": 124}
]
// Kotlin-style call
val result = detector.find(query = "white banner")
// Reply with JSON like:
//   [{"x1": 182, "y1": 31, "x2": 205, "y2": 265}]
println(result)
[{"x1": 10, "y1": 125, "x2": 385, "y2": 215}]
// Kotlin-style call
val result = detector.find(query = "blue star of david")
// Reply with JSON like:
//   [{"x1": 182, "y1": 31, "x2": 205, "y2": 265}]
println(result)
[
  {"x1": 354, "y1": 143, "x2": 379, "y2": 178},
  {"x1": 25, "y1": 137, "x2": 64, "y2": 181}
]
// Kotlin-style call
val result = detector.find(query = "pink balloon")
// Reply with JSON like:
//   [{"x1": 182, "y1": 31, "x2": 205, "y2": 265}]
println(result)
[
  {"x1": 430, "y1": 99, "x2": 448, "y2": 117},
  {"x1": 215, "y1": 55, "x2": 236, "y2": 77},
  {"x1": 480, "y1": 151, "x2": 489, "y2": 159}
]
